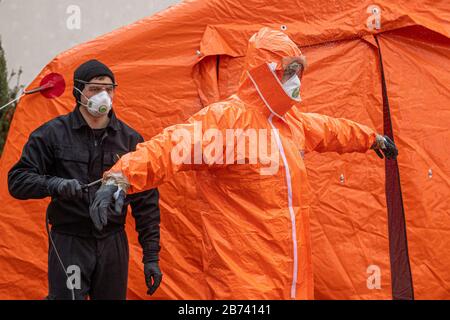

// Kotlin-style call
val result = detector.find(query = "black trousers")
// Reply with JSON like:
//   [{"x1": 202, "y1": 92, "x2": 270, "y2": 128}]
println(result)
[{"x1": 47, "y1": 229, "x2": 129, "y2": 300}]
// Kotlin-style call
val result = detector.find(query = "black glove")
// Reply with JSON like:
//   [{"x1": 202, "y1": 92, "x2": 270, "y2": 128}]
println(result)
[
  {"x1": 144, "y1": 262, "x2": 162, "y2": 295},
  {"x1": 373, "y1": 135, "x2": 398, "y2": 160},
  {"x1": 89, "y1": 184, "x2": 126, "y2": 231},
  {"x1": 47, "y1": 177, "x2": 83, "y2": 199}
]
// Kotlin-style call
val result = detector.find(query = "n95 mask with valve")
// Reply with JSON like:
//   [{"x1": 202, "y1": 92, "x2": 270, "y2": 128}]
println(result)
[
  {"x1": 74, "y1": 87, "x2": 112, "y2": 117},
  {"x1": 282, "y1": 74, "x2": 301, "y2": 102},
  {"x1": 268, "y1": 62, "x2": 302, "y2": 102}
]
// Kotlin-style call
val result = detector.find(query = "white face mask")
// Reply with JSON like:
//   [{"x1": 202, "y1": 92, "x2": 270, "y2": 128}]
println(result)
[
  {"x1": 75, "y1": 87, "x2": 112, "y2": 117},
  {"x1": 268, "y1": 62, "x2": 302, "y2": 102},
  {"x1": 282, "y1": 74, "x2": 301, "y2": 101}
]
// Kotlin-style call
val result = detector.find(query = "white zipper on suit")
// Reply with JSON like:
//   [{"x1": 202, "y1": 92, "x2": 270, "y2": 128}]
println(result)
[{"x1": 247, "y1": 70, "x2": 299, "y2": 299}]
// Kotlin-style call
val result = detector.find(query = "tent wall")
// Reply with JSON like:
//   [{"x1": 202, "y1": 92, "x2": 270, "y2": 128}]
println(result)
[{"x1": 378, "y1": 27, "x2": 450, "y2": 299}]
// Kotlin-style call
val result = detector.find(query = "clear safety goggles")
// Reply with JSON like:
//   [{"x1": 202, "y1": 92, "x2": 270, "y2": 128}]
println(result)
[
  {"x1": 282, "y1": 57, "x2": 305, "y2": 79},
  {"x1": 75, "y1": 79, "x2": 118, "y2": 95}
]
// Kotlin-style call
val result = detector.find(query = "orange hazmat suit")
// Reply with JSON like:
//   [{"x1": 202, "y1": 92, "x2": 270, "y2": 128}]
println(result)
[{"x1": 106, "y1": 27, "x2": 378, "y2": 299}]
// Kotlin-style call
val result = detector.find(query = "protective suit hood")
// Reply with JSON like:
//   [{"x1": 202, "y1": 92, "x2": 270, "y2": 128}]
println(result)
[{"x1": 238, "y1": 27, "x2": 306, "y2": 118}]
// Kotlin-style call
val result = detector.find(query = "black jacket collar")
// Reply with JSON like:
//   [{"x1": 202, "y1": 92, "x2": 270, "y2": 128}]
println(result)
[{"x1": 70, "y1": 105, "x2": 120, "y2": 131}]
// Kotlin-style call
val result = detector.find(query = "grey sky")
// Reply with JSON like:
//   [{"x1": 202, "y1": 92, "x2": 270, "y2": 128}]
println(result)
[{"x1": 0, "y1": 0, "x2": 180, "y2": 86}]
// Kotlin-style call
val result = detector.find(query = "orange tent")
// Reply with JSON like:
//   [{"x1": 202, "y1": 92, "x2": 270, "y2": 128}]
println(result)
[{"x1": 0, "y1": 0, "x2": 449, "y2": 299}]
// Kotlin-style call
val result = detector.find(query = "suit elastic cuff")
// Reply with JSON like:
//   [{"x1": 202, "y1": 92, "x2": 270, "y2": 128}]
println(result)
[
  {"x1": 142, "y1": 252, "x2": 159, "y2": 263},
  {"x1": 46, "y1": 176, "x2": 63, "y2": 197},
  {"x1": 142, "y1": 243, "x2": 161, "y2": 263}
]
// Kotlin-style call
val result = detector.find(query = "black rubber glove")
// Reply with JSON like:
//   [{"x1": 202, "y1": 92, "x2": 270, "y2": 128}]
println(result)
[
  {"x1": 89, "y1": 184, "x2": 126, "y2": 231},
  {"x1": 144, "y1": 262, "x2": 162, "y2": 296},
  {"x1": 373, "y1": 135, "x2": 398, "y2": 160},
  {"x1": 47, "y1": 177, "x2": 83, "y2": 199}
]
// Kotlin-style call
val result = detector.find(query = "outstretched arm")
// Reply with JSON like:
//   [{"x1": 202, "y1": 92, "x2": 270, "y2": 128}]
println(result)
[
  {"x1": 105, "y1": 104, "x2": 238, "y2": 194},
  {"x1": 300, "y1": 112, "x2": 377, "y2": 154},
  {"x1": 89, "y1": 103, "x2": 240, "y2": 231},
  {"x1": 300, "y1": 112, "x2": 397, "y2": 159}
]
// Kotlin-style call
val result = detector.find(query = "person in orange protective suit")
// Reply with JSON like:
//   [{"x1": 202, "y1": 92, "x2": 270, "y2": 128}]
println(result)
[{"x1": 89, "y1": 27, "x2": 398, "y2": 299}]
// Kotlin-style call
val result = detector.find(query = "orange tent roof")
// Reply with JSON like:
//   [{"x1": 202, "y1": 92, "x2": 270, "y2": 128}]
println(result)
[{"x1": 0, "y1": 0, "x2": 449, "y2": 299}]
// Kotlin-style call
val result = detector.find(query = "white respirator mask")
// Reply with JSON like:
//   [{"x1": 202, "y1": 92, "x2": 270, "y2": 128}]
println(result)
[
  {"x1": 75, "y1": 87, "x2": 112, "y2": 117},
  {"x1": 282, "y1": 74, "x2": 301, "y2": 102},
  {"x1": 268, "y1": 62, "x2": 302, "y2": 102}
]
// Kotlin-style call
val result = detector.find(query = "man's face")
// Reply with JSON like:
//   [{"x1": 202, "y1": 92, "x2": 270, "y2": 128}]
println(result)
[
  {"x1": 273, "y1": 56, "x2": 305, "y2": 84},
  {"x1": 280, "y1": 57, "x2": 304, "y2": 84},
  {"x1": 80, "y1": 76, "x2": 115, "y2": 106}
]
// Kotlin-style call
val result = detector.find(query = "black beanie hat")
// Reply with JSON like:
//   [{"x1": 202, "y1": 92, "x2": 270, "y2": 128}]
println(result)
[{"x1": 73, "y1": 59, "x2": 116, "y2": 103}]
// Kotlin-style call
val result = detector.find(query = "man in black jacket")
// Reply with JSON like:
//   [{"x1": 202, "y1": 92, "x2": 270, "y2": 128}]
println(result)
[{"x1": 8, "y1": 60, "x2": 162, "y2": 300}]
